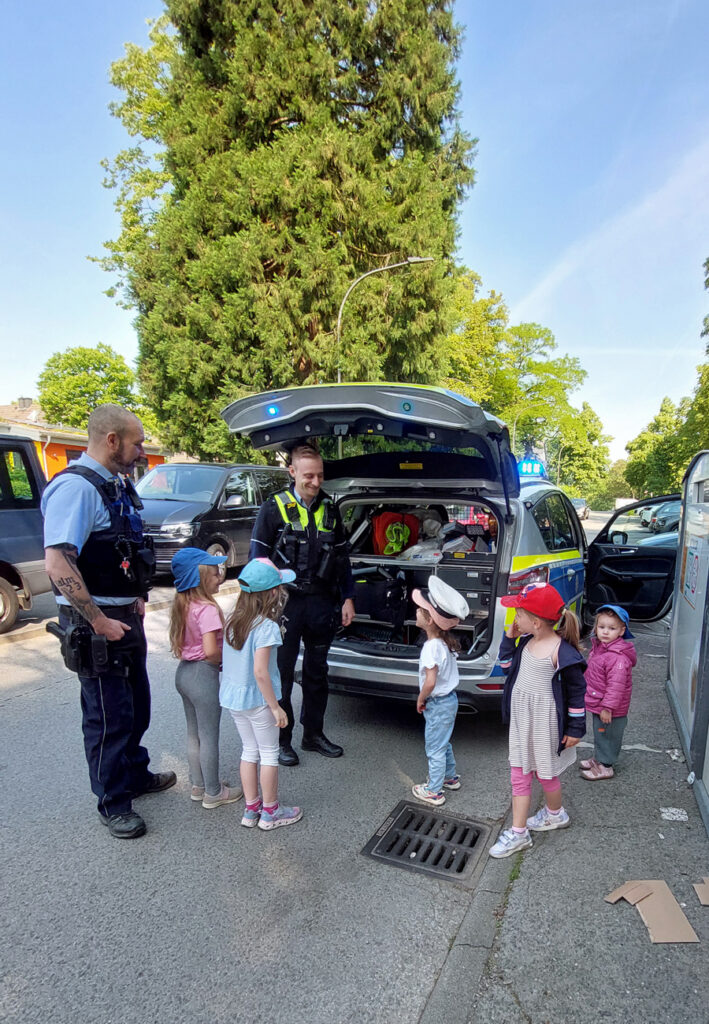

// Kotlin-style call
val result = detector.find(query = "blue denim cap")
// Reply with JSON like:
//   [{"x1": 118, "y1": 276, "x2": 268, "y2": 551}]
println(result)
[
  {"x1": 597, "y1": 603, "x2": 634, "y2": 639},
  {"x1": 238, "y1": 557, "x2": 296, "y2": 593},
  {"x1": 171, "y1": 546, "x2": 227, "y2": 592}
]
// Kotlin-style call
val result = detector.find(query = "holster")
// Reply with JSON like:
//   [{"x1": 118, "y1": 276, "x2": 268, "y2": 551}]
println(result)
[{"x1": 46, "y1": 621, "x2": 114, "y2": 677}]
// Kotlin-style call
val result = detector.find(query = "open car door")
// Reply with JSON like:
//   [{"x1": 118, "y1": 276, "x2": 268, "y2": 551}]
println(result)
[{"x1": 585, "y1": 495, "x2": 681, "y2": 622}]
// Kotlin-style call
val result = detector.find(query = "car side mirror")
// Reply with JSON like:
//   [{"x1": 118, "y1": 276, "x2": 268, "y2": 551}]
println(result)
[
  {"x1": 224, "y1": 494, "x2": 245, "y2": 509},
  {"x1": 610, "y1": 530, "x2": 628, "y2": 545}
]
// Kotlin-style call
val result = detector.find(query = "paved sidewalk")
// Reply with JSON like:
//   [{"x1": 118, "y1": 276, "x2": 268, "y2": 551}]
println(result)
[{"x1": 422, "y1": 623, "x2": 709, "y2": 1024}]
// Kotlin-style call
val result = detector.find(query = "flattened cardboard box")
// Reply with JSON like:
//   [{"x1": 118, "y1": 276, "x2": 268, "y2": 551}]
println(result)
[
  {"x1": 605, "y1": 880, "x2": 699, "y2": 943},
  {"x1": 693, "y1": 877, "x2": 709, "y2": 906}
]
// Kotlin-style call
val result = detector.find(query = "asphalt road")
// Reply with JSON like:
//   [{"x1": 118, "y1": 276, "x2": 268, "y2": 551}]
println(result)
[{"x1": 4, "y1": 510, "x2": 694, "y2": 1024}]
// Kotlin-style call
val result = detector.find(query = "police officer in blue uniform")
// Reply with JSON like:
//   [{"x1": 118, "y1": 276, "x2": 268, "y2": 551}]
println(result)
[
  {"x1": 42, "y1": 404, "x2": 175, "y2": 839},
  {"x1": 249, "y1": 443, "x2": 355, "y2": 766}
]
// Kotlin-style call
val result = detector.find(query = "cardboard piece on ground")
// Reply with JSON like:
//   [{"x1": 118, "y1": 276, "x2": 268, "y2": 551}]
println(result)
[
  {"x1": 605, "y1": 880, "x2": 699, "y2": 943},
  {"x1": 693, "y1": 877, "x2": 709, "y2": 906}
]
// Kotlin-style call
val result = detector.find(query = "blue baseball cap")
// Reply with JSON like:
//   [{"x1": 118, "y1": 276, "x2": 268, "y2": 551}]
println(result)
[
  {"x1": 171, "y1": 547, "x2": 227, "y2": 592},
  {"x1": 597, "y1": 604, "x2": 634, "y2": 639},
  {"x1": 238, "y1": 558, "x2": 296, "y2": 593}
]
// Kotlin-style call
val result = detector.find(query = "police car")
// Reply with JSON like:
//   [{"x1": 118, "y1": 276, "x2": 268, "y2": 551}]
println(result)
[{"x1": 222, "y1": 384, "x2": 675, "y2": 709}]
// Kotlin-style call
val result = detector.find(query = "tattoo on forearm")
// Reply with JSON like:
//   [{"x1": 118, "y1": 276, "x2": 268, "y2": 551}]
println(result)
[
  {"x1": 50, "y1": 546, "x2": 101, "y2": 623},
  {"x1": 56, "y1": 575, "x2": 81, "y2": 595}
]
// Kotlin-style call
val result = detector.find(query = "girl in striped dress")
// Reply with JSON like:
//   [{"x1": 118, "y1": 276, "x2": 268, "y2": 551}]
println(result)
[{"x1": 489, "y1": 582, "x2": 587, "y2": 859}]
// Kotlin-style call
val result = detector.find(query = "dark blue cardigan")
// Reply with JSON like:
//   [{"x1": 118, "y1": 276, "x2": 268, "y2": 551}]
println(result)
[{"x1": 499, "y1": 633, "x2": 587, "y2": 756}]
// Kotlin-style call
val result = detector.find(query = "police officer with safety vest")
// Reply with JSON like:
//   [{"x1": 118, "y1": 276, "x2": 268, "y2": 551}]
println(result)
[
  {"x1": 42, "y1": 404, "x2": 176, "y2": 839},
  {"x1": 249, "y1": 443, "x2": 355, "y2": 766}
]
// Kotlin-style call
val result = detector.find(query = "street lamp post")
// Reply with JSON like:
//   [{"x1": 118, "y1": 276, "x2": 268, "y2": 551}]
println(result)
[{"x1": 335, "y1": 256, "x2": 434, "y2": 384}]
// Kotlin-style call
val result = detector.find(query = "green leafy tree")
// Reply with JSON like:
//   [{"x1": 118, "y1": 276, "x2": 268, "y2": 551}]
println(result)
[
  {"x1": 37, "y1": 344, "x2": 141, "y2": 429},
  {"x1": 98, "y1": 1, "x2": 475, "y2": 459},
  {"x1": 544, "y1": 403, "x2": 611, "y2": 493},
  {"x1": 443, "y1": 271, "x2": 508, "y2": 406},
  {"x1": 624, "y1": 397, "x2": 687, "y2": 495},
  {"x1": 588, "y1": 460, "x2": 634, "y2": 511}
]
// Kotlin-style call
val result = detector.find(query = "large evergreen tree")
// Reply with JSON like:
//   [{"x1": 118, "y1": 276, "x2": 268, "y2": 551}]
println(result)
[{"x1": 100, "y1": 1, "x2": 474, "y2": 458}]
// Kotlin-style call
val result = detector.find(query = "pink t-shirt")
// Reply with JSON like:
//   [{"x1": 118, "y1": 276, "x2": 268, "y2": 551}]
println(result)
[{"x1": 180, "y1": 601, "x2": 223, "y2": 661}]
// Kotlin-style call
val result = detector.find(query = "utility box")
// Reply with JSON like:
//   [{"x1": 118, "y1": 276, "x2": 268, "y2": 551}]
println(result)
[{"x1": 666, "y1": 450, "x2": 709, "y2": 836}]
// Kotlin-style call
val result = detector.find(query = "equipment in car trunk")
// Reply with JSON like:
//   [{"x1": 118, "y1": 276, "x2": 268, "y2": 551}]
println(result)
[
  {"x1": 352, "y1": 565, "x2": 407, "y2": 630},
  {"x1": 371, "y1": 511, "x2": 420, "y2": 555}
]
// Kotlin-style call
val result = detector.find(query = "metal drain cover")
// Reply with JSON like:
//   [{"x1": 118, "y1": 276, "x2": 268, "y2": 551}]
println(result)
[{"x1": 362, "y1": 801, "x2": 492, "y2": 886}]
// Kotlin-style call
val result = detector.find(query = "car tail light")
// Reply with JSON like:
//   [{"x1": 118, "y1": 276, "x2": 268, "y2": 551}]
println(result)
[
  {"x1": 478, "y1": 682, "x2": 504, "y2": 691},
  {"x1": 507, "y1": 565, "x2": 549, "y2": 593}
]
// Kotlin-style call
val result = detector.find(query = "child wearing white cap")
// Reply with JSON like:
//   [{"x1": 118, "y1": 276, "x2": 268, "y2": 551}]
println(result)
[{"x1": 410, "y1": 576, "x2": 470, "y2": 806}]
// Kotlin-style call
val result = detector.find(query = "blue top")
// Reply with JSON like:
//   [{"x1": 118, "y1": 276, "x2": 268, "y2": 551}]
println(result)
[
  {"x1": 41, "y1": 452, "x2": 134, "y2": 606},
  {"x1": 220, "y1": 616, "x2": 283, "y2": 711}
]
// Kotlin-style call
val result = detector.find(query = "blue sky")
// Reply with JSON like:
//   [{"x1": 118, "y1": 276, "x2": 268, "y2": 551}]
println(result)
[{"x1": 1, "y1": 1, "x2": 707, "y2": 460}]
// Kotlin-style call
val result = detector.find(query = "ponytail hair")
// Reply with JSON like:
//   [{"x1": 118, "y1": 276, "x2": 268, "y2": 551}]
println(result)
[{"x1": 556, "y1": 607, "x2": 581, "y2": 651}]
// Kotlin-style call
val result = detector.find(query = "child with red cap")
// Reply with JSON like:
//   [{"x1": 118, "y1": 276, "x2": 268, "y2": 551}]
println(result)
[
  {"x1": 410, "y1": 576, "x2": 471, "y2": 806},
  {"x1": 489, "y1": 582, "x2": 587, "y2": 858}
]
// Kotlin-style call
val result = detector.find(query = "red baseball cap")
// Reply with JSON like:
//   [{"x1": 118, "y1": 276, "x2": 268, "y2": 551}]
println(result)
[{"x1": 500, "y1": 582, "x2": 565, "y2": 620}]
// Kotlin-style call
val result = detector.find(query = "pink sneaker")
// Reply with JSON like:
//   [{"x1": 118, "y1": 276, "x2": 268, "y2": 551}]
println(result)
[
  {"x1": 581, "y1": 763, "x2": 614, "y2": 781},
  {"x1": 579, "y1": 757, "x2": 599, "y2": 771},
  {"x1": 258, "y1": 804, "x2": 303, "y2": 830}
]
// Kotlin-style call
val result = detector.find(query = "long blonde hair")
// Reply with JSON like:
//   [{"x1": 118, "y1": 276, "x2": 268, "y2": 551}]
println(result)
[
  {"x1": 169, "y1": 565, "x2": 224, "y2": 658},
  {"x1": 553, "y1": 608, "x2": 581, "y2": 652},
  {"x1": 224, "y1": 586, "x2": 288, "y2": 651}
]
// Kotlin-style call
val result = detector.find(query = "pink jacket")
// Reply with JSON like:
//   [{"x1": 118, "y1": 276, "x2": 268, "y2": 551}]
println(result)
[{"x1": 584, "y1": 636, "x2": 637, "y2": 717}]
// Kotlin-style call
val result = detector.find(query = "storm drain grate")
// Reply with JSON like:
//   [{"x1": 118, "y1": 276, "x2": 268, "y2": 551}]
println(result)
[{"x1": 362, "y1": 801, "x2": 492, "y2": 886}]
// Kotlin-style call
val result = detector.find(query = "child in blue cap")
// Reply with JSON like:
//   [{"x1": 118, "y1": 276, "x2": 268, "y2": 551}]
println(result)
[
  {"x1": 221, "y1": 558, "x2": 303, "y2": 831},
  {"x1": 170, "y1": 547, "x2": 243, "y2": 809},
  {"x1": 581, "y1": 604, "x2": 637, "y2": 780}
]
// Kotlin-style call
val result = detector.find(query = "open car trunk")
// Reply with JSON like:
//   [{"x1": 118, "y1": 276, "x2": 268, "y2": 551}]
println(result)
[{"x1": 332, "y1": 493, "x2": 503, "y2": 661}]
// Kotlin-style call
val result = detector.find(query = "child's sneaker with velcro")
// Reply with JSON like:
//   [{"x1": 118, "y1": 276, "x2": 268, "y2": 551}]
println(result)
[
  {"x1": 241, "y1": 801, "x2": 263, "y2": 828},
  {"x1": 257, "y1": 804, "x2": 303, "y2": 830},
  {"x1": 489, "y1": 828, "x2": 533, "y2": 858},
  {"x1": 443, "y1": 775, "x2": 461, "y2": 790},
  {"x1": 526, "y1": 806, "x2": 570, "y2": 831},
  {"x1": 411, "y1": 783, "x2": 445, "y2": 806}
]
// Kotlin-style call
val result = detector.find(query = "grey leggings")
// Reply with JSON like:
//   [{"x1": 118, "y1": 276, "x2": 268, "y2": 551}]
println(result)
[{"x1": 175, "y1": 660, "x2": 222, "y2": 796}]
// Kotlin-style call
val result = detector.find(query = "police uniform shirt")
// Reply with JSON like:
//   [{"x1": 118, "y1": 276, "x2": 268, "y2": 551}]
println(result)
[
  {"x1": 41, "y1": 452, "x2": 136, "y2": 607},
  {"x1": 249, "y1": 487, "x2": 354, "y2": 600}
]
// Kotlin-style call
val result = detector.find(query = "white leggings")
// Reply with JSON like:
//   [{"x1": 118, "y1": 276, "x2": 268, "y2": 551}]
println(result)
[{"x1": 230, "y1": 705, "x2": 280, "y2": 767}]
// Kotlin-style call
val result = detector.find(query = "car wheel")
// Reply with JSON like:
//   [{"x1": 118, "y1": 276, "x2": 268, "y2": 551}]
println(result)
[
  {"x1": 0, "y1": 577, "x2": 20, "y2": 635},
  {"x1": 206, "y1": 541, "x2": 230, "y2": 566}
]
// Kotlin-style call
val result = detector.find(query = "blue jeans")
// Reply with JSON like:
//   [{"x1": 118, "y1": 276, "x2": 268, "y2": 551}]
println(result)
[{"x1": 423, "y1": 692, "x2": 459, "y2": 794}]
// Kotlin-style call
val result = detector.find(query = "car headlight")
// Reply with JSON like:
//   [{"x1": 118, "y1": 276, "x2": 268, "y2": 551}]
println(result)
[{"x1": 159, "y1": 523, "x2": 194, "y2": 538}]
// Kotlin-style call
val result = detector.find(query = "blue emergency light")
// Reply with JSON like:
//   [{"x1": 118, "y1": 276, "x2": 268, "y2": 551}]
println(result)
[{"x1": 518, "y1": 459, "x2": 546, "y2": 478}]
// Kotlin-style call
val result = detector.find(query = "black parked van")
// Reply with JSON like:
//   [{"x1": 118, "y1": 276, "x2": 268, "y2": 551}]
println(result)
[
  {"x1": 0, "y1": 435, "x2": 51, "y2": 633},
  {"x1": 136, "y1": 462, "x2": 289, "y2": 572}
]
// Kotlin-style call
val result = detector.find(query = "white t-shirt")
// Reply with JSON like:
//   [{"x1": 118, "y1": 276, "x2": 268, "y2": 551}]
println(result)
[{"x1": 418, "y1": 638, "x2": 459, "y2": 697}]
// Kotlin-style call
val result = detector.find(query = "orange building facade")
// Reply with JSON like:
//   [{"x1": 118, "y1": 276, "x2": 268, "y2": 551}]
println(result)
[{"x1": 0, "y1": 401, "x2": 167, "y2": 481}]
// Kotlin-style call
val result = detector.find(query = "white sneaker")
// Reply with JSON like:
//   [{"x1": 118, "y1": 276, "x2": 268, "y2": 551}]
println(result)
[
  {"x1": 526, "y1": 806, "x2": 570, "y2": 832},
  {"x1": 489, "y1": 828, "x2": 533, "y2": 858}
]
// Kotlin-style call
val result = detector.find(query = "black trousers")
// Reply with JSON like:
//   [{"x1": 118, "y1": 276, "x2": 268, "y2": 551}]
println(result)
[
  {"x1": 60, "y1": 605, "x2": 152, "y2": 817},
  {"x1": 277, "y1": 590, "x2": 339, "y2": 744}
]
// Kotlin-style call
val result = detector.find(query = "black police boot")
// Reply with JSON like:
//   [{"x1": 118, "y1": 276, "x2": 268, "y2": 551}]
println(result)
[
  {"x1": 98, "y1": 810, "x2": 147, "y2": 839},
  {"x1": 134, "y1": 771, "x2": 177, "y2": 796},
  {"x1": 301, "y1": 733, "x2": 344, "y2": 758},
  {"x1": 279, "y1": 743, "x2": 300, "y2": 767}
]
